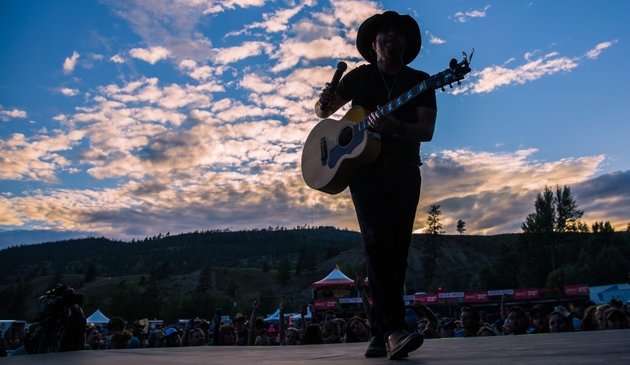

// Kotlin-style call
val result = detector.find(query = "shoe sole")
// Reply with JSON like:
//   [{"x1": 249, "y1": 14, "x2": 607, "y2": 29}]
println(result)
[
  {"x1": 364, "y1": 349, "x2": 387, "y2": 358},
  {"x1": 387, "y1": 334, "x2": 423, "y2": 360}
]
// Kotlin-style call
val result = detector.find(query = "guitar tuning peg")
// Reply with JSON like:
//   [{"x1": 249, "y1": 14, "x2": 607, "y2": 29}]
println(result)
[
  {"x1": 441, "y1": 87, "x2": 445, "y2": 92},
  {"x1": 457, "y1": 81, "x2": 462, "y2": 85},
  {"x1": 449, "y1": 84, "x2": 453, "y2": 89}
]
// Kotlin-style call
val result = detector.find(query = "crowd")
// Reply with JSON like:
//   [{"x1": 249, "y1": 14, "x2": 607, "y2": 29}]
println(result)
[{"x1": 1, "y1": 294, "x2": 628, "y2": 356}]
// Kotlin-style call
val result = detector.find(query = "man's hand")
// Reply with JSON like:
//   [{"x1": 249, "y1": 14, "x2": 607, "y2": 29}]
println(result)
[
  {"x1": 318, "y1": 83, "x2": 336, "y2": 111},
  {"x1": 367, "y1": 111, "x2": 401, "y2": 135}
]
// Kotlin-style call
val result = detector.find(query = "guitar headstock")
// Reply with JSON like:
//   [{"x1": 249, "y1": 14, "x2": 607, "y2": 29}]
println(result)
[{"x1": 428, "y1": 49, "x2": 474, "y2": 92}]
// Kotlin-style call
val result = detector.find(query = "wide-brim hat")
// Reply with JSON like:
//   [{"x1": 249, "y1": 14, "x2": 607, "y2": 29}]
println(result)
[{"x1": 356, "y1": 11, "x2": 421, "y2": 65}]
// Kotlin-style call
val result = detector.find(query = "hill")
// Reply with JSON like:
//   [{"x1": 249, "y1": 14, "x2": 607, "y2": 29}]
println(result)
[{"x1": 0, "y1": 227, "x2": 628, "y2": 322}]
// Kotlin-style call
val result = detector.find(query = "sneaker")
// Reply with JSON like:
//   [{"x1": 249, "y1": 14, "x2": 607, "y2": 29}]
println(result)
[
  {"x1": 364, "y1": 336, "x2": 387, "y2": 358},
  {"x1": 385, "y1": 330, "x2": 423, "y2": 360}
]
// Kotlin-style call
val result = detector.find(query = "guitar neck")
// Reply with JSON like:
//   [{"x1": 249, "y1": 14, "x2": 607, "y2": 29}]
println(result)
[
  {"x1": 352, "y1": 80, "x2": 428, "y2": 135},
  {"x1": 350, "y1": 52, "x2": 472, "y2": 136}
]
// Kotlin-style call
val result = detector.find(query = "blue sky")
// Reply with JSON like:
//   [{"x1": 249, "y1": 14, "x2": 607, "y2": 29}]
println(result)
[{"x1": 0, "y1": 0, "x2": 628, "y2": 242}]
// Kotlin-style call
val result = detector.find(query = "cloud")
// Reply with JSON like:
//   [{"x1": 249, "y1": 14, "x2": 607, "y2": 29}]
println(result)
[
  {"x1": 455, "y1": 40, "x2": 616, "y2": 95},
  {"x1": 63, "y1": 51, "x2": 80, "y2": 74},
  {"x1": 129, "y1": 46, "x2": 171, "y2": 64},
  {"x1": 106, "y1": 0, "x2": 267, "y2": 63},
  {"x1": 0, "y1": 130, "x2": 85, "y2": 182},
  {"x1": 213, "y1": 41, "x2": 274, "y2": 65},
  {"x1": 454, "y1": 50, "x2": 578, "y2": 94},
  {"x1": 230, "y1": 2, "x2": 311, "y2": 35},
  {"x1": 574, "y1": 170, "x2": 630, "y2": 230},
  {"x1": 428, "y1": 32, "x2": 446, "y2": 45},
  {"x1": 585, "y1": 40, "x2": 617, "y2": 59},
  {"x1": 417, "y1": 149, "x2": 608, "y2": 234},
  {"x1": 452, "y1": 5, "x2": 491, "y2": 23},
  {"x1": 0, "y1": 106, "x2": 28, "y2": 122},
  {"x1": 110, "y1": 54, "x2": 125, "y2": 63},
  {"x1": 60, "y1": 88, "x2": 79, "y2": 96},
  {"x1": 271, "y1": 36, "x2": 357, "y2": 72}
]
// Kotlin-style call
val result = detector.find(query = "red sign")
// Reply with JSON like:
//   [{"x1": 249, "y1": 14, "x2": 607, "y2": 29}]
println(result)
[
  {"x1": 415, "y1": 293, "x2": 439, "y2": 304},
  {"x1": 564, "y1": 284, "x2": 589, "y2": 296},
  {"x1": 464, "y1": 292, "x2": 489, "y2": 303},
  {"x1": 514, "y1": 288, "x2": 542, "y2": 300},
  {"x1": 313, "y1": 299, "x2": 337, "y2": 311}
]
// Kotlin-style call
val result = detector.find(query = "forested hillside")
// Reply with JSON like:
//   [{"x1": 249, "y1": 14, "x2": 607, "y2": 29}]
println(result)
[{"x1": 0, "y1": 227, "x2": 628, "y2": 323}]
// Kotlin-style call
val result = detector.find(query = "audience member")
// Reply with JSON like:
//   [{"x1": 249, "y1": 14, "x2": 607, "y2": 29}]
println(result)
[
  {"x1": 528, "y1": 304, "x2": 549, "y2": 334},
  {"x1": 146, "y1": 330, "x2": 165, "y2": 348},
  {"x1": 458, "y1": 306, "x2": 481, "y2": 337},
  {"x1": 344, "y1": 316, "x2": 370, "y2": 343},
  {"x1": 503, "y1": 307, "x2": 528, "y2": 335},
  {"x1": 302, "y1": 324, "x2": 324, "y2": 345},
  {"x1": 580, "y1": 305, "x2": 599, "y2": 331},
  {"x1": 437, "y1": 318, "x2": 456, "y2": 338},
  {"x1": 548, "y1": 310, "x2": 573, "y2": 333},
  {"x1": 594, "y1": 304, "x2": 611, "y2": 330},
  {"x1": 85, "y1": 326, "x2": 102, "y2": 350},
  {"x1": 189, "y1": 328, "x2": 206, "y2": 346},
  {"x1": 284, "y1": 327, "x2": 301, "y2": 345},
  {"x1": 164, "y1": 326, "x2": 181, "y2": 347},
  {"x1": 219, "y1": 325, "x2": 238, "y2": 346},
  {"x1": 603, "y1": 308, "x2": 628, "y2": 330},
  {"x1": 320, "y1": 311, "x2": 342, "y2": 344}
]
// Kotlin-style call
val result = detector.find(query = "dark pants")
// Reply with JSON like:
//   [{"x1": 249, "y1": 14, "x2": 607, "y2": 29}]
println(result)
[{"x1": 350, "y1": 163, "x2": 421, "y2": 337}]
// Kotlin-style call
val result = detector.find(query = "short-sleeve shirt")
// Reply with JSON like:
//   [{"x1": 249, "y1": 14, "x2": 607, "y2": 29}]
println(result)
[{"x1": 336, "y1": 64, "x2": 437, "y2": 166}]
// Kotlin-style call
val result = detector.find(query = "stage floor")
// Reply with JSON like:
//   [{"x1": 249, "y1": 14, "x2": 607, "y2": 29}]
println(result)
[{"x1": 4, "y1": 329, "x2": 629, "y2": 364}]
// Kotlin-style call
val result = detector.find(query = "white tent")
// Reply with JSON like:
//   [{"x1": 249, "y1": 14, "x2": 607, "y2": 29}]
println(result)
[
  {"x1": 263, "y1": 306, "x2": 312, "y2": 324},
  {"x1": 312, "y1": 267, "x2": 354, "y2": 288},
  {"x1": 86, "y1": 309, "x2": 110, "y2": 324}
]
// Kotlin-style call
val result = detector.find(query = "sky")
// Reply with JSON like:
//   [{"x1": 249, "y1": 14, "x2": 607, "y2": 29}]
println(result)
[{"x1": 0, "y1": 0, "x2": 629, "y2": 244}]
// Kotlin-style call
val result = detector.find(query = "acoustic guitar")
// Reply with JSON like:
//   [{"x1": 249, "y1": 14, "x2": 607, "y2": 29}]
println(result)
[{"x1": 301, "y1": 51, "x2": 473, "y2": 194}]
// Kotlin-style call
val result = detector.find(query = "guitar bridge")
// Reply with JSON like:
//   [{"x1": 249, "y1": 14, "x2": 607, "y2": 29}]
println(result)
[{"x1": 320, "y1": 138, "x2": 328, "y2": 165}]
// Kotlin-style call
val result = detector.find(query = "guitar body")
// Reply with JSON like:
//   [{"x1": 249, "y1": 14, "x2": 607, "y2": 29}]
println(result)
[{"x1": 301, "y1": 106, "x2": 381, "y2": 194}]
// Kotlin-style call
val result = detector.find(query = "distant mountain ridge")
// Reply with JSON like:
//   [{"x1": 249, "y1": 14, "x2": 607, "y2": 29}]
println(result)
[{"x1": 0, "y1": 229, "x2": 95, "y2": 250}]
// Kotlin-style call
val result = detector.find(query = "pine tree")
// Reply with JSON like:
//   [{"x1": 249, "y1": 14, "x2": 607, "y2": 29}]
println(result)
[
  {"x1": 456, "y1": 220, "x2": 466, "y2": 235},
  {"x1": 555, "y1": 185, "x2": 584, "y2": 232},
  {"x1": 426, "y1": 205, "x2": 445, "y2": 235},
  {"x1": 522, "y1": 185, "x2": 585, "y2": 233}
]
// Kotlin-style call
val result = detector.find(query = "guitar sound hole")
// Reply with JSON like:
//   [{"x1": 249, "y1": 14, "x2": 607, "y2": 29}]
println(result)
[{"x1": 338, "y1": 126, "x2": 353, "y2": 147}]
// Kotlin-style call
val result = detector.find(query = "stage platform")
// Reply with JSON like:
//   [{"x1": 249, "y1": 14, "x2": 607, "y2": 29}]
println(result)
[{"x1": 4, "y1": 329, "x2": 629, "y2": 364}]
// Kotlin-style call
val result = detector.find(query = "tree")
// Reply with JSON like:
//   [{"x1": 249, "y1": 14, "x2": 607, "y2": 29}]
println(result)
[
  {"x1": 555, "y1": 185, "x2": 584, "y2": 232},
  {"x1": 456, "y1": 220, "x2": 466, "y2": 235},
  {"x1": 522, "y1": 185, "x2": 584, "y2": 233},
  {"x1": 426, "y1": 204, "x2": 445, "y2": 235},
  {"x1": 522, "y1": 187, "x2": 555, "y2": 233},
  {"x1": 592, "y1": 221, "x2": 614, "y2": 233}
]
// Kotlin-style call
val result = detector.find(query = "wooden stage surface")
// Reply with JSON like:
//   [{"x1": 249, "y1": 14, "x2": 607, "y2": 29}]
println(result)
[{"x1": 3, "y1": 329, "x2": 629, "y2": 364}]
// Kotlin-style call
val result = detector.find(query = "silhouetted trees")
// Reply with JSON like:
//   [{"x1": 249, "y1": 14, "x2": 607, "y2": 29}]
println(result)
[{"x1": 522, "y1": 185, "x2": 584, "y2": 233}]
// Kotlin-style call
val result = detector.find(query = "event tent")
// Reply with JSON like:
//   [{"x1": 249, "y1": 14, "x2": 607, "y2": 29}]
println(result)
[
  {"x1": 312, "y1": 266, "x2": 355, "y2": 288},
  {"x1": 86, "y1": 309, "x2": 110, "y2": 324},
  {"x1": 263, "y1": 306, "x2": 312, "y2": 323}
]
